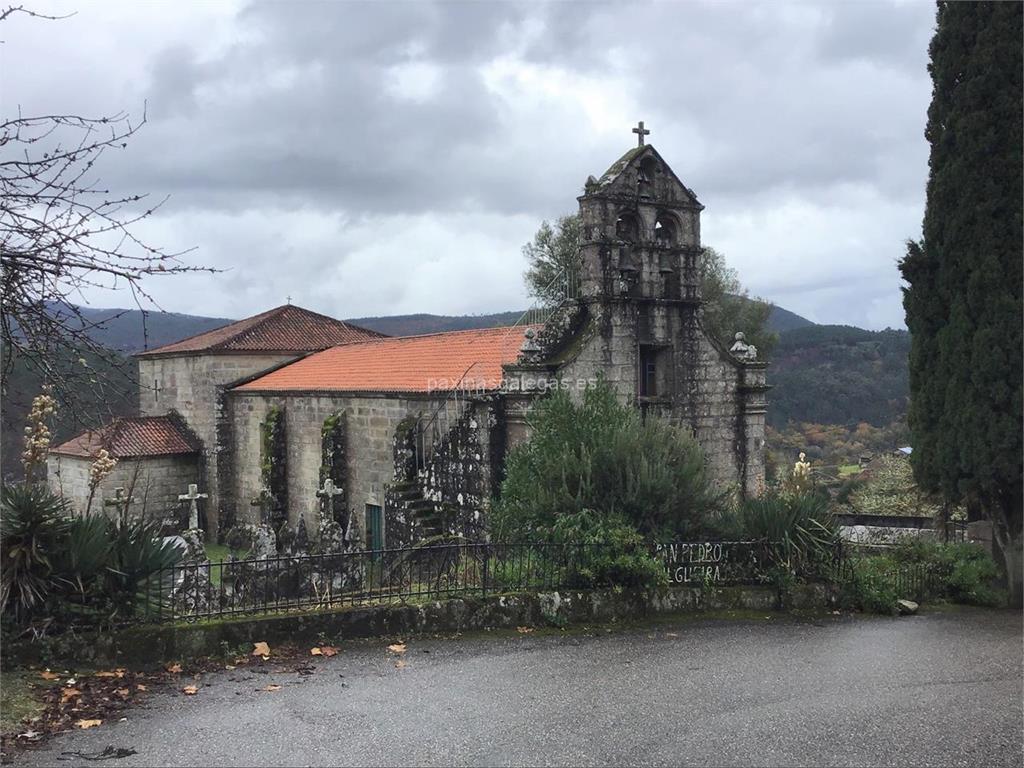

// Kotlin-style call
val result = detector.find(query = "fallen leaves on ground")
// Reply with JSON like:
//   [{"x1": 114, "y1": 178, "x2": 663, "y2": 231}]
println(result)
[
  {"x1": 136, "y1": 684, "x2": 147, "y2": 692},
  {"x1": 252, "y1": 642, "x2": 271, "y2": 659},
  {"x1": 261, "y1": 684, "x2": 281, "y2": 692},
  {"x1": 59, "y1": 688, "x2": 81, "y2": 704},
  {"x1": 92, "y1": 669, "x2": 126, "y2": 678},
  {"x1": 394, "y1": 660, "x2": 407, "y2": 670},
  {"x1": 166, "y1": 663, "x2": 183, "y2": 674},
  {"x1": 74, "y1": 720, "x2": 102, "y2": 729},
  {"x1": 516, "y1": 627, "x2": 534, "y2": 634},
  {"x1": 387, "y1": 643, "x2": 406, "y2": 654},
  {"x1": 181, "y1": 685, "x2": 199, "y2": 696},
  {"x1": 38, "y1": 670, "x2": 60, "y2": 681}
]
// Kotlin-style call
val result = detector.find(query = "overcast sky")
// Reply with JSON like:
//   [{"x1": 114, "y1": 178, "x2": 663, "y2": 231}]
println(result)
[{"x1": 4, "y1": 0, "x2": 936, "y2": 329}]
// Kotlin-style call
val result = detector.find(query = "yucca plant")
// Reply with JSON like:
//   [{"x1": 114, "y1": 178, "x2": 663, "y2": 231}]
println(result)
[
  {"x1": 104, "y1": 514, "x2": 182, "y2": 619},
  {"x1": 0, "y1": 484, "x2": 72, "y2": 620},
  {"x1": 737, "y1": 490, "x2": 837, "y2": 575}
]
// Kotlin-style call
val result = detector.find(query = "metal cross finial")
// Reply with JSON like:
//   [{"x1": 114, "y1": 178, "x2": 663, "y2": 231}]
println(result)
[
  {"x1": 178, "y1": 483, "x2": 209, "y2": 530},
  {"x1": 286, "y1": 295, "x2": 292, "y2": 305},
  {"x1": 632, "y1": 120, "x2": 650, "y2": 147}
]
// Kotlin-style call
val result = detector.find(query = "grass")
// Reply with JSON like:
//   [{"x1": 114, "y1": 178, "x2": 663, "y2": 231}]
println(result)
[
  {"x1": 0, "y1": 670, "x2": 47, "y2": 734},
  {"x1": 203, "y1": 544, "x2": 249, "y2": 586},
  {"x1": 838, "y1": 464, "x2": 862, "y2": 477}
]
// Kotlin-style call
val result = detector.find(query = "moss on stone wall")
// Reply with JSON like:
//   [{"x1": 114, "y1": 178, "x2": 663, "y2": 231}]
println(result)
[
  {"x1": 318, "y1": 412, "x2": 348, "y2": 529},
  {"x1": 258, "y1": 406, "x2": 287, "y2": 532}
]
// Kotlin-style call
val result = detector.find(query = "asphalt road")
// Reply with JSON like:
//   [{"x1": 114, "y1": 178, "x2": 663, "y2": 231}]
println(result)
[{"x1": 14, "y1": 609, "x2": 1023, "y2": 767}]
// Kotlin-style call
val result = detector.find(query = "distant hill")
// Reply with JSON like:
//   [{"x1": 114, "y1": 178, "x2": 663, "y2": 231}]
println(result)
[
  {"x1": 65, "y1": 305, "x2": 234, "y2": 353},
  {"x1": 350, "y1": 303, "x2": 814, "y2": 338},
  {"x1": 767, "y1": 305, "x2": 814, "y2": 333},
  {"x1": 767, "y1": 325, "x2": 910, "y2": 429},
  {"x1": 29, "y1": 300, "x2": 813, "y2": 353},
  {"x1": 348, "y1": 311, "x2": 524, "y2": 337}
]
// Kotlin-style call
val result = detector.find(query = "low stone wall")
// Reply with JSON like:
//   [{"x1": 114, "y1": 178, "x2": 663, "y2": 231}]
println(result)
[{"x1": 6, "y1": 584, "x2": 828, "y2": 669}]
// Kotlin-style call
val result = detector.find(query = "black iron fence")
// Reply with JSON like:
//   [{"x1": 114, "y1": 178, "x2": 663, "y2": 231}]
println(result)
[
  {"x1": 119, "y1": 539, "x2": 944, "y2": 625},
  {"x1": 139, "y1": 540, "x2": 787, "y2": 624}
]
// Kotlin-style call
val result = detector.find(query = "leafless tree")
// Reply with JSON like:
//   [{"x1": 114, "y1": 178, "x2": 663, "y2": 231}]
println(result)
[{"x1": 0, "y1": 5, "x2": 214, "y2": 431}]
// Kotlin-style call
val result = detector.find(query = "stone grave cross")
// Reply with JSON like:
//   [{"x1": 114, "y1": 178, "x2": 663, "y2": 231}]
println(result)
[
  {"x1": 103, "y1": 487, "x2": 136, "y2": 513},
  {"x1": 316, "y1": 478, "x2": 343, "y2": 517},
  {"x1": 632, "y1": 120, "x2": 650, "y2": 147},
  {"x1": 178, "y1": 483, "x2": 208, "y2": 530}
]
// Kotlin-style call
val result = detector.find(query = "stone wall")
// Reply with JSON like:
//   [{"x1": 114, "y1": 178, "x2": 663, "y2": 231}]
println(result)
[
  {"x1": 138, "y1": 353, "x2": 298, "y2": 532},
  {"x1": 225, "y1": 392, "x2": 440, "y2": 548},
  {"x1": 47, "y1": 453, "x2": 200, "y2": 528}
]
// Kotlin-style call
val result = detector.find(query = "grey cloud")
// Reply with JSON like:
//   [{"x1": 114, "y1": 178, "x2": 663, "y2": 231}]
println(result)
[{"x1": 6, "y1": 0, "x2": 934, "y2": 329}]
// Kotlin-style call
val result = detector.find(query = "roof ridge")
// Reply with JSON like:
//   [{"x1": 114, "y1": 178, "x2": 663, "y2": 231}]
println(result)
[{"x1": 206, "y1": 305, "x2": 290, "y2": 351}]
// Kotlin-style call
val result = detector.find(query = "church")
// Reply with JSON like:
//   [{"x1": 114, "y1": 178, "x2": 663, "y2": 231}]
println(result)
[{"x1": 48, "y1": 132, "x2": 768, "y2": 553}]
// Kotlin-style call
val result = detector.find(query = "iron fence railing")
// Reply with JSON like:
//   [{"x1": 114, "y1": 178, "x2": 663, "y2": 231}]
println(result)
[
  {"x1": 59, "y1": 539, "x2": 946, "y2": 627},
  {"x1": 138, "y1": 540, "x2": 791, "y2": 625}
]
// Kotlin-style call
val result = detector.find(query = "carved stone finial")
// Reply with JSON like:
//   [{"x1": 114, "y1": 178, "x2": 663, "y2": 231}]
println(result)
[
  {"x1": 730, "y1": 332, "x2": 757, "y2": 361},
  {"x1": 520, "y1": 327, "x2": 540, "y2": 354}
]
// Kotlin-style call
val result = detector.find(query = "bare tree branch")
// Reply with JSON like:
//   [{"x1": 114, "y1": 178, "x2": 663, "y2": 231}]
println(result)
[{"x1": 1, "y1": 12, "x2": 217, "y2": 438}]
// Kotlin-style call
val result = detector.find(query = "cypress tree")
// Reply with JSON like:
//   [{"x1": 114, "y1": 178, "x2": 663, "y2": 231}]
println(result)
[{"x1": 900, "y1": 1, "x2": 1023, "y2": 603}]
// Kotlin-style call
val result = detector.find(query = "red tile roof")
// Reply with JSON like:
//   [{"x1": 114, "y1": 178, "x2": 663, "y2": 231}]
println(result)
[
  {"x1": 135, "y1": 305, "x2": 385, "y2": 357},
  {"x1": 234, "y1": 325, "x2": 537, "y2": 394},
  {"x1": 51, "y1": 416, "x2": 201, "y2": 459}
]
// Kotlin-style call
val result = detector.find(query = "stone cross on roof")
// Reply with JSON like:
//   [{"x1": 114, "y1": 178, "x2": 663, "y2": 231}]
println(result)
[
  {"x1": 632, "y1": 120, "x2": 650, "y2": 147},
  {"x1": 178, "y1": 483, "x2": 208, "y2": 530}
]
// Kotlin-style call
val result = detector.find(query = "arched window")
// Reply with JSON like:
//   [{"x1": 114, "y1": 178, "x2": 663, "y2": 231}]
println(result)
[{"x1": 654, "y1": 213, "x2": 677, "y2": 246}]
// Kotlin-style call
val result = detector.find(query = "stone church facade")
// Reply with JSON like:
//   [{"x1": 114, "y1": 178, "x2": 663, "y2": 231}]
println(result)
[{"x1": 50, "y1": 139, "x2": 767, "y2": 554}]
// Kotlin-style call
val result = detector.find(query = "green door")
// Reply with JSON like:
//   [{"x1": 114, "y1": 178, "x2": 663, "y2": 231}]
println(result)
[{"x1": 365, "y1": 504, "x2": 384, "y2": 554}]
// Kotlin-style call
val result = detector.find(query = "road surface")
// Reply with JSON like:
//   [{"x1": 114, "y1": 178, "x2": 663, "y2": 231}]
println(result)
[{"x1": 14, "y1": 608, "x2": 1023, "y2": 767}]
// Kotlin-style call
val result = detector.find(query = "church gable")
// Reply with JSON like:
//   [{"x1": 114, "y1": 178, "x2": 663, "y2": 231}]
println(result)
[{"x1": 588, "y1": 144, "x2": 703, "y2": 211}]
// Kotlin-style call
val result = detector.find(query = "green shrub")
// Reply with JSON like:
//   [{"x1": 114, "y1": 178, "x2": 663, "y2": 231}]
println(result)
[
  {"x1": 892, "y1": 539, "x2": 1004, "y2": 606},
  {"x1": 549, "y1": 510, "x2": 667, "y2": 591},
  {"x1": 495, "y1": 380, "x2": 724, "y2": 541},
  {"x1": 837, "y1": 555, "x2": 901, "y2": 614}
]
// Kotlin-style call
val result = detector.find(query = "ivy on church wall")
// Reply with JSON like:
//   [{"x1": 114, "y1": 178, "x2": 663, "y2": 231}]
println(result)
[
  {"x1": 319, "y1": 412, "x2": 348, "y2": 531},
  {"x1": 259, "y1": 405, "x2": 288, "y2": 532}
]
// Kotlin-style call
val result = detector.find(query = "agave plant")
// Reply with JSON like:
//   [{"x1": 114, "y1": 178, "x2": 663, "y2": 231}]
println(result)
[
  {"x1": 0, "y1": 484, "x2": 72, "y2": 619},
  {"x1": 104, "y1": 514, "x2": 182, "y2": 619},
  {"x1": 737, "y1": 490, "x2": 837, "y2": 574}
]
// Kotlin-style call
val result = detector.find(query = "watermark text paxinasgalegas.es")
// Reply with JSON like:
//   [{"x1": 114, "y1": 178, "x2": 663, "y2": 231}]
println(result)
[{"x1": 426, "y1": 376, "x2": 598, "y2": 393}]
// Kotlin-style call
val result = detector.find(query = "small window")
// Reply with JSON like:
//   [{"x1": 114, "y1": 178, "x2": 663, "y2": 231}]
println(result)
[
  {"x1": 639, "y1": 347, "x2": 659, "y2": 397},
  {"x1": 154, "y1": 378, "x2": 161, "y2": 402}
]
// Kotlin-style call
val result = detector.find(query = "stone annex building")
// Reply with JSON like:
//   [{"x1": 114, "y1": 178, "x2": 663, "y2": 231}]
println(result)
[{"x1": 49, "y1": 137, "x2": 768, "y2": 554}]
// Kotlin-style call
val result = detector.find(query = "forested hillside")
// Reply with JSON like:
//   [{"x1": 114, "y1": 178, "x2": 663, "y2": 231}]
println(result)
[
  {"x1": 768, "y1": 325, "x2": 910, "y2": 428},
  {"x1": 2, "y1": 348, "x2": 135, "y2": 480}
]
